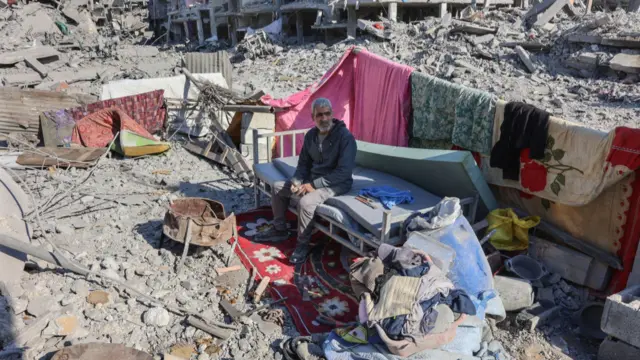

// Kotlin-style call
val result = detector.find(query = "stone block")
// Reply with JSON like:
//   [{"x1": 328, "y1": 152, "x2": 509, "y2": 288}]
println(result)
[
  {"x1": 240, "y1": 143, "x2": 270, "y2": 163},
  {"x1": 610, "y1": 54, "x2": 640, "y2": 74},
  {"x1": 598, "y1": 337, "x2": 640, "y2": 360},
  {"x1": 241, "y1": 112, "x2": 275, "y2": 131},
  {"x1": 528, "y1": 236, "x2": 612, "y2": 291},
  {"x1": 601, "y1": 285, "x2": 640, "y2": 348},
  {"x1": 241, "y1": 128, "x2": 269, "y2": 145}
]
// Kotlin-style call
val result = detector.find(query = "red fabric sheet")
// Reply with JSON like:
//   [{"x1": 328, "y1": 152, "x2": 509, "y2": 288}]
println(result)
[
  {"x1": 71, "y1": 107, "x2": 156, "y2": 148},
  {"x1": 261, "y1": 47, "x2": 413, "y2": 156}
]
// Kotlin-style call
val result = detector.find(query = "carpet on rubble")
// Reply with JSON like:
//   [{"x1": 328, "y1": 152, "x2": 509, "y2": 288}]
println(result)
[{"x1": 231, "y1": 208, "x2": 359, "y2": 335}]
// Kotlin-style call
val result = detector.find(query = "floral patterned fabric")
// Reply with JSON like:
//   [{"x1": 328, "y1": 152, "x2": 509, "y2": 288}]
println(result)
[
  {"x1": 71, "y1": 107, "x2": 156, "y2": 148},
  {"x1": 232, "y1": 208, "x2": 359, "y2": 335},
  {"x1": 410, "y1": 72, "x2": 496, "y2": 155}
]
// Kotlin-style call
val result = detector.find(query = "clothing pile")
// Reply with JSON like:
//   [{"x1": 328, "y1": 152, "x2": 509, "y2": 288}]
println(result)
[{"x1": 347, "y1": 243, "x2": 476, "y2": 357}]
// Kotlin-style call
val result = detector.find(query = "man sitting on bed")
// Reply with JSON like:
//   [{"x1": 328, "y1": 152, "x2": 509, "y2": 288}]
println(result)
[{"x1": 255, "y1": 98, "x2": 358, "y2": 264}]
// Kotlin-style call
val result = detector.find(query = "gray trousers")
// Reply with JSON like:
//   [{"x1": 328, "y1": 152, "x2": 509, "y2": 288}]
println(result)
[{"x1": 271, "y1": 181, "x2": 337, "y2": 244}]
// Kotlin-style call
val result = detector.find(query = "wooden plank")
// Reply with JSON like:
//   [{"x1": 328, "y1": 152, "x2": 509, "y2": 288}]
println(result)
[{"x1": 16, "y1": 148, "x2": 107, "y2": 168}]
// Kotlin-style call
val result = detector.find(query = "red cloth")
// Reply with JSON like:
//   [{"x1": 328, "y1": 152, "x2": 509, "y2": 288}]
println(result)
[
  {"x1": 261, "y1": 47, "x2": 413, "y2": 156},
  {"x1": 68, "y1": 90, "x2": 166, "y2": 134},
  {"x1": 72, "y1": 107, "x2": 156, "y2": 148},
  {"x1": 232, "y1": 209, "x2": 358, "y2": 335}
]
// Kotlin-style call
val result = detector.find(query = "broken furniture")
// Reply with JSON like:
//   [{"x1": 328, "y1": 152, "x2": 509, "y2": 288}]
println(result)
[
  {"x1": 162, "y1": 197, "x2": 238, "y2": 271},
  {"x1": 251, "y1": 129, "x2": 496, "y2": 255}
]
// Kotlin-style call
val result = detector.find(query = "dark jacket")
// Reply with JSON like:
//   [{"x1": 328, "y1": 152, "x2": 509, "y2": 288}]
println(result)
[{"x1": 291, "y1": 119, "x2": 357, "y2": 192}]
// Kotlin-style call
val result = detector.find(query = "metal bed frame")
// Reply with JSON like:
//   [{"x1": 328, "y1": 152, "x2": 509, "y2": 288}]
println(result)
[{"x1": 251, "y1": 128, "x2": 480, "y2": 255}]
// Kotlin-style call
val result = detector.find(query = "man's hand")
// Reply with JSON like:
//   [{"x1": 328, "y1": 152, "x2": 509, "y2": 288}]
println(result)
[{"x1": 295, "y1": 183, "x2": 315, "y2": 196}]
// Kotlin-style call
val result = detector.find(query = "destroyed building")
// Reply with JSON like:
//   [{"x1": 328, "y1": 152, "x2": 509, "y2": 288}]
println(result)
[{"x1": 1, "y1": 0, "x2": 640, "y2": 359}]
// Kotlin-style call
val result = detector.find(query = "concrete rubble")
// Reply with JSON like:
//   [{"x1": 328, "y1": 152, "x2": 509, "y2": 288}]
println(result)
[{"x1": 1, "y1": 0, "x2": 640, "y2": 359}]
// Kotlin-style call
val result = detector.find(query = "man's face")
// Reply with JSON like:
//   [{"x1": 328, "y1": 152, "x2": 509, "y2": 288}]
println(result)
[{"x1": 313, "y1": 106, "x2": 333, "y2": 133}]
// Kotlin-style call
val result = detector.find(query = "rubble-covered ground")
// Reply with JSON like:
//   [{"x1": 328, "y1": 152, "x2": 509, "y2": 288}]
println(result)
[{"x1": 2, "y1": 1, "x2": 640, "y2": 359}]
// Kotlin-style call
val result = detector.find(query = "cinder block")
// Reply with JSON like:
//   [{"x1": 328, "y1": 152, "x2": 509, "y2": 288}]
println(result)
[
  {"x1": 529, "y1": 236, "x2": 612, "y2": 291},
  {"x1": 241, "y1": 112, "x2": 275, "y2": 131},
  {"x1": 240, "y1": 143, "x2": 270, "y2": 163},
  {"x1": 601, "y1": 285, "x2": 640, "y2": 348},
  {"x1": 598, "y1": 337, "x2": 640, "y2": 360},
  {"x1": 241, "y1": 128, "x2": 270, "y2": 145}
]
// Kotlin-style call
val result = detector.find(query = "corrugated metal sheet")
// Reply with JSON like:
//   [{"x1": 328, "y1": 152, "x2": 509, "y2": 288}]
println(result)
[
  {"x1": 0, "y1": 88, "x2": 97, "y2": 135},
  {"x1": 182, "y1": 51, "x2": 233, "y2": 88}
]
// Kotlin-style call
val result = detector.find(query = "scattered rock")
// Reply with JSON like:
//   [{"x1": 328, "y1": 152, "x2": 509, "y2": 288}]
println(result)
[
  {"x1": 143, "y1": 307, "x2": 171, "y2": 327},
  {"x1": 84, "y1": 308, "x2": 106, "y2": 321},
  {"x1": 101, "y1": 268, "x2": 121, "y2": 280},
  {"x1": 101, "y1": 257, "x2": 120, "y2": 270},
  {"x1": 87, "y1": 290, "x2": 110, "y2": 305},
  {"x1": 180, "y1": 280, "x2": 193, "y2": 290},
  {"x1": 55, "y1": 224, "x2": 74, "y2": 235},
  {"x1": 27, "y1": 296, "x2": 56, "y2": 317},
  {"x1": 55, "y1": 315, "x2": 79, "y2": 336},
  {"x1": 71, "y1": 280, "x2": 90, "y2": 297}
]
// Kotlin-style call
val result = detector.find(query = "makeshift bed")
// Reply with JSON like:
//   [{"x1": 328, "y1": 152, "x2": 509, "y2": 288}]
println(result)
[{"x1": 251, "y1": 129, "x2": 498, "y2": 255}]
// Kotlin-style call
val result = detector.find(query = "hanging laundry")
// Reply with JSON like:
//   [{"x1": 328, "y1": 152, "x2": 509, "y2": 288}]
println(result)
[
  {"x1": 489, "y1": 102, "x2": 550, "y2": 181},
  {"x1": 359, "y1": 186, "x2": 414, "y2": 209},
  {"x1": 410, "y1": 72, "x2": 497, "y2": 155}
]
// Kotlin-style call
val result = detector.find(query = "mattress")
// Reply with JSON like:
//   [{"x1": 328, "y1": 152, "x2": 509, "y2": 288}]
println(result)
[{"x1": 257, "y1": 157, "x2": 443, "y2": 239}]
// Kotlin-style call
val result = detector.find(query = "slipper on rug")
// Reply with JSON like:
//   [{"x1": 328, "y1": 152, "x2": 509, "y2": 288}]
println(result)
[{"x1": 231, "y1": 208, "x2": 359, "y2": 335}]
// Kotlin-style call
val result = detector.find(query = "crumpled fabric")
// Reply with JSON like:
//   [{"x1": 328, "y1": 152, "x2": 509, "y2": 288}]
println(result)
[
  {"x1": 404, "y1": 197, "x2": 462, "y2": 234},
  {"x1": 411, "y1": 72, "x2": 497, "y2": 155},
  {"x1": 359, "y1": 186, "x2": 415, "y2": 209},
  {"x1": 367, "y1": 276, "x2": 421, "y2": 321},
  {"x1": 71, "y1": 107, "x2": 156, "y2": 148},
  {"x1": 350, "y1": 257, "x2": 385, "y2": 300},
  {"x1": 378, "y1": 243, "x2": 429, "y2": 277}
]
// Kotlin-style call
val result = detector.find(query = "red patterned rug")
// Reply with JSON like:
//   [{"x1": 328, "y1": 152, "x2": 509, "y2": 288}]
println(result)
[{"x1": 232, "y1": 208, "x2": 359, "y2": 335}]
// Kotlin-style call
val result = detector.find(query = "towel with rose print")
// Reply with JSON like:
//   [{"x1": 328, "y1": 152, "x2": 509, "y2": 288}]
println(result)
[{"x1": 232, "y1": 208, "x2": 359, "y2": 335}]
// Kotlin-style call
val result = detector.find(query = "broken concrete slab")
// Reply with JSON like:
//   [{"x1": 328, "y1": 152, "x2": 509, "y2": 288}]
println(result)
[
  {"x1": 22, "y1": 4, "x2": 58, "y2": 34},
  {"x1": 515, "y1": 45, "x2": 536, "y2": 73},
  {"x1": 516, "y1": 303, "x2": 562, "y2": 331},
  {"x1": 531, "y1": 0, "x2": 570, "y2": 28},
  {"x1": 609, "y1": 54, "x2": 640, "y2": 74},
  {"x1": 601, "y1": 285, "x2": 640, "y2": 348},
  {"x1": 0, "y1": 46, "x2": 60, "y2": 66},
  {"x1": 118, "y1": 46, "x2": 160, "y2": 58},
  {"x1": 501, "y1": 41, "x2": 550, "y2": 51},
  {"x1": 598, "y1": 337, "x2": 640, "y2": 360},
  {"x1": 469, "y1": 34, "x2": 495, "y2": 46},
  {"x1": 49, "y1": 67, "x2": 118, "y2": 84},
  {"x1": 451, "y1": 21, "x2": 496, "y2": 35},
  {"x1": 568, "y1": 34, "x2": 640, "y2": 49},
  {"x1": 2, "y1": 72, "x2": 42, "y2": 86},
  {"x1": 24, "y1": 57, "x2": 48, "y2": 77}
]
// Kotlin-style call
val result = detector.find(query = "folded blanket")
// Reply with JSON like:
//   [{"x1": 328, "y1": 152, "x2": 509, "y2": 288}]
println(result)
[{"x1": 359, "y1": 186, "x2": 414, "y2": 209}]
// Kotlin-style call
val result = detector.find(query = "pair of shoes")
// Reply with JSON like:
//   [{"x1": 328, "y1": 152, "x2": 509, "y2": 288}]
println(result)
[
  {"x1": 253, "y1": 227, "x2": 290, "y2": 243},
  {"x1": 290, "y1": 244, "x2": 311, "y2": 264}
]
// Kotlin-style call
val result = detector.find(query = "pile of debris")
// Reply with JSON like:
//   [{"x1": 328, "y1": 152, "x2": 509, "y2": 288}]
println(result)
[
  {"x1": 234, "y1": 6, "x2": 640, "y2": 132},
  {"x1": 0, "y1": 0, "x2": 181, "y2": 94}
]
